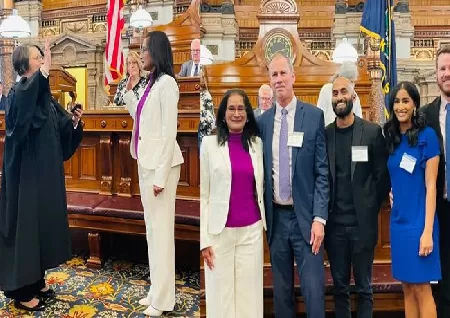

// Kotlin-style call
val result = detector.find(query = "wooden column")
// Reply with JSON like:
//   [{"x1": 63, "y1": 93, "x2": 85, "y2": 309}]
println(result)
[
  {"x1": 0, "y1": 38, "x2": 15, "y2": 95},
  {"x1": 367, "y1": 37, "x2": 386, "y2": 125}
]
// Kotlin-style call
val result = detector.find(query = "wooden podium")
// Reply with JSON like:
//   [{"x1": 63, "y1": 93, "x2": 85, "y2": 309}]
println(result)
[{"x1": 48, "y1": 67, "x2": 77, "y2": 105}]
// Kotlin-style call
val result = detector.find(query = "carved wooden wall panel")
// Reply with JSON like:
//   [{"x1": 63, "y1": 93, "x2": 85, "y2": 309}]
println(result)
[
  {"x1": 0, "y1": 111, "x2": 199, "y2": 200},
  {"x1": 42, "y1": 0, "x2": 106, "y2": 10},
  {"x1": 409, "y1": 5, "x2": 450, "y2": 26}
]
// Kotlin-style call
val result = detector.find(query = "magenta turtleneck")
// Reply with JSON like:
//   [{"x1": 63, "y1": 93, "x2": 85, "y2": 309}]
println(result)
[{"x1": 226, "y1": 133, "x2": 261, "y2": 228}]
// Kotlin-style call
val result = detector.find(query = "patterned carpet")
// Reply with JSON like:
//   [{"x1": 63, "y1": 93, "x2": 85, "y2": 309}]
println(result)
[{"x1": 0, "y1": 256, "x2": 200, "y2": 317}]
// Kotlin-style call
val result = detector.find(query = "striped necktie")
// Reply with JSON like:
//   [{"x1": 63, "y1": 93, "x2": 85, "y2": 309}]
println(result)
[{"x1": 279, "y1": 108, "x2": 290, "y2": 201}]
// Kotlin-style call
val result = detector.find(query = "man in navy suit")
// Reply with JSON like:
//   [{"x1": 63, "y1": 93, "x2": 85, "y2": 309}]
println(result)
[{"x1": 258, "y1": 53, "x2": 329, "y2": 318}]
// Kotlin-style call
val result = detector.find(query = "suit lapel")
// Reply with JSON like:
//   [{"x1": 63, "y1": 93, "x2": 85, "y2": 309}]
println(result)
[
  {"x1": 249, "y1": 140, "x2": 258, "y2": 182},
  {"x1": 266, "y1": 108, "x2": 275, "y2": 182},
  {"x1": 430, "y1": 98, "x2": 444, "y2": 148},
  {"x1": 292, "y1": 101, "x2": 305, "y2": 174},
  {"x1": 351, "y1": 116, "x2": 363, "y2": 181},
  {"x1": 329, "y1": 123, "x2": 336, "y2": 183},
  {"x1": 219, "y1": 141, "x2": 231, "y2": 175}
]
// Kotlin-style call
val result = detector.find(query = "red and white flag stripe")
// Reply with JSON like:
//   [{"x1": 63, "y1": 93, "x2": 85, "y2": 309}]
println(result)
[{"x1": 105, "y1": 0, "x2": 124, "y2": 86}]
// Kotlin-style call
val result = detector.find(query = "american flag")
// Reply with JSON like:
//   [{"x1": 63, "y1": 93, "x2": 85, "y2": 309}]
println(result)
[{"x1": 104, "y1": 0, "x2": 124, "y2": 86}]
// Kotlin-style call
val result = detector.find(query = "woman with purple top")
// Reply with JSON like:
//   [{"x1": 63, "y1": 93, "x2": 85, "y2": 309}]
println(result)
[
  {"x1": 201, "y1": 89, "x2": 266, "y2": 318},
  {"x1": 123, "y1": 31, "x2": 184, "y2": 317}
]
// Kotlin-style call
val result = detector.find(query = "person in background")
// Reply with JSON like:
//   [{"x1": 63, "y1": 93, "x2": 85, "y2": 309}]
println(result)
[
  {"x1": 0, "y1": 39, "x2": 83, "y2": 311},
  {"x1": 113, "y1": 50, "x2": 147, "y2": 106},
  {"x1": 420, "y1": 45, "x2": 450, "y2": 318},
  {"x1": 325, "y1": 76, "x2": 389, "y2": 318},
  {"x1": 0, "y1": 81, "x2": 7, "y2": 111},
  {"x1": 122, "y1": 31, "x2": 184, "y2": 317},
  {"x1": 317, "y1": 61, "x2": 363, "y2": 126},
  {"x1": 178, "y1": 39, "x2": 201, "y2": 77},
  {"x1": 385, "y1": 82, "x2": 441, "y2": 318},
  {"x1": 254, "y1": 84, "x2": 273, "y2": 117},
  {"x1": 201, "y1": 89, "x2": 266, "y2": 318}
]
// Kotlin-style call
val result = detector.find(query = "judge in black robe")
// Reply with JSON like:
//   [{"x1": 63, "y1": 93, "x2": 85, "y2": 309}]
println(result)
[{"x1": 0, "y1": 43, "x2": 83, "y2": 311}]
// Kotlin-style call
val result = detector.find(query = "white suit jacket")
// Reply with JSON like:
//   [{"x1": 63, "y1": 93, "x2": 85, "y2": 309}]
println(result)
[
  {"x1": 200, "y1": 135, "x2": 267, "y2": 250},
  {"x1": 123, "y1": 74, "x2": 184, "y2": 188},
  {"x1": 317, "y1": 82, "x2": 363, "y2": 126}
]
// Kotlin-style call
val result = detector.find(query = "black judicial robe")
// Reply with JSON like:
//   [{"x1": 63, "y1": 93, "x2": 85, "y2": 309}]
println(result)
[{"x1": 0, "y1": 70, "x2": 83, "y2": 291}]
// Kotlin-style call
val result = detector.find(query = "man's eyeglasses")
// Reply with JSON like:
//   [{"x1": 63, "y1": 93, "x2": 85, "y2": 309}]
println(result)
[{"x1": 259, "y1": 97, "x2": 272, "y2": 102}]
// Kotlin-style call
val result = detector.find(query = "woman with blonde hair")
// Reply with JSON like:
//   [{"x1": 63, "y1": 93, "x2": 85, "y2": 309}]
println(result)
[{"x1": 113, "y1": 50, "x2": 147, "y2": 106}]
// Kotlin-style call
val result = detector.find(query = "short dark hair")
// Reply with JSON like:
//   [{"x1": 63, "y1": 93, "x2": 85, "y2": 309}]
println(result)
[
  {"x1": 215, "y1": 89, "x2": 259, "y2": 152},
  {"x1": 145, "y1": 31, "x2": 175, "y2": 84},
  {"x1": 12, "y1": 45, "x2": 44, "y2": 76},
  {"x1": 12, "y1": 45, "x2": 30, "y2": 76},
  {"x1": 383, "y1": 81, "x2": 426, "y2": 154}
]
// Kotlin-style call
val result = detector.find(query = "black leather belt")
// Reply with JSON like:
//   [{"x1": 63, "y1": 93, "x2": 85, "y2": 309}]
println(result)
[{"x1": 273, "y1": 202, "x2": 294, "y2": 210}]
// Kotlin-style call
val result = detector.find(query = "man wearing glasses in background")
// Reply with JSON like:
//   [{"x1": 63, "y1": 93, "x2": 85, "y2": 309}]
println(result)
[
  {"x1": 254, "y1": 84, "x2": 274, "y2": 117},
  {"x1": 178, "y1": 38, "x2": 201, "y2": 77}
]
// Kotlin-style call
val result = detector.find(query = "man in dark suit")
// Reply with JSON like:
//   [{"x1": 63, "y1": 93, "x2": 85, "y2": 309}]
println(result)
[
  {"x1": 177, "y1": 38, "x2": 200, "y2": 77},
  {"x1": 325, "y1": 76, "x2": 389, "y2": 318},
  {"x1": 421, "y1": 45, "x2": 450, "y2": 318},
  {"x1": 258, "y1": 53, "x2": 329, "y2": 318},
  {"x1": 0, "y1": 81, "x2": 7, "y2": 111}
]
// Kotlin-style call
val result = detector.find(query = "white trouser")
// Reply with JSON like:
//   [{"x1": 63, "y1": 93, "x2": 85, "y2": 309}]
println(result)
[
  {"x1": 205, "y1": 220, "x2": 264, "y2": 318},
  {"x1": 138, "y1": 163, "x2": 181, "y2": 311}
]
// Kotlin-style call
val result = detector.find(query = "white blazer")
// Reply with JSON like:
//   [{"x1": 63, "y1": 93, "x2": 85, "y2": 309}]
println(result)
[
  {"x1": 200, "y1": 135, "x2": 267, "y2": 250},
  {"x1": 123, "y1": 74, "x2": 184, "y2": 188}
]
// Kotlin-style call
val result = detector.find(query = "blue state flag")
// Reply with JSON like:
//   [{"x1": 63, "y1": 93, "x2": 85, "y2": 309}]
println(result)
[{"x1": 360, "y1": 0, "x2": 397, "y2": 119}]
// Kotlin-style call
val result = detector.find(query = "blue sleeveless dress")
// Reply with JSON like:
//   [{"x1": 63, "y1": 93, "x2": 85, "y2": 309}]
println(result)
[{"x1": 388, "y1": 127, "x2": 441, "y2": 283}]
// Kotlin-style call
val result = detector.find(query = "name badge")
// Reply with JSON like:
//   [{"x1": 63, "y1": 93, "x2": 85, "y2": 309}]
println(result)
[
  {"x1": 352, "y1": 146, "x2": 368, "y2": 162},
  {"x1": 400, "y1": 153, "x2": 416, "y2": 174},
  {"x1": 288, "y1": 132, "x2": 304, "y2": 148}
]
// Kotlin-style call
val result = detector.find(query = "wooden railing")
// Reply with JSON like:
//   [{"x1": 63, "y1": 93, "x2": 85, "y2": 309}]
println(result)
[{"x1": 0, "y1": 77, "x2": 200, "y2": 201}]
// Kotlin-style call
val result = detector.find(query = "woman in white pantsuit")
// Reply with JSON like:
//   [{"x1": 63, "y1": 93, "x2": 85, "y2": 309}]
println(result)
[
  {"x1": 123, "y1": 31, "x2": 184, "y2": 317},
  {"x1": 201, "y1": 89, "x2": 266, "y2": 318}
]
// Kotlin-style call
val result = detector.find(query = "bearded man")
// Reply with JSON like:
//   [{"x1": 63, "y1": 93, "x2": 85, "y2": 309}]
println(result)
[{"x1": 324, "y1": 76, "x2": 390, "y2": 318}]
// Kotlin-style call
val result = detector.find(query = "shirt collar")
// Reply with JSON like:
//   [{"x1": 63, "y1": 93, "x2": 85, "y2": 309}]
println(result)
[
  {"x1": 440, "y1": 94, "x2": 450, "y2": 111},
  {"x1": 276, "y1": 96, "x2": 297, "y2": 114}
]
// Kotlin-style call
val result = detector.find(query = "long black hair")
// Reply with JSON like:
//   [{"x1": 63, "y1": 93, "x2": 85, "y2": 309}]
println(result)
[
  {"x1": 383, "y1": 81, "x2": 426, "y2": 154},
  {"x1": 145, "y1": 31, "x2": 175, "y2": 84},
  {"x1": 216, "y1": 89, "x2": 259, "y2": 152}
]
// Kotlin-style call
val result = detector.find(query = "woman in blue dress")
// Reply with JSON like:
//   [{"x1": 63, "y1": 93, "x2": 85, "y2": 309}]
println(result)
[{"x1": 384, "y1": 81, "x2": 441, "y2": 318}]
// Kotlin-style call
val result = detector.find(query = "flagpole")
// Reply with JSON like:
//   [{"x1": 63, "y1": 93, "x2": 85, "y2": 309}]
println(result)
[{"x1": 388, "y1": 0, "x2": 392, "y2": 90}]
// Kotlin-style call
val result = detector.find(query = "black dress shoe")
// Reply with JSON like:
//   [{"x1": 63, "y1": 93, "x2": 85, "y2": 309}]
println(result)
[
  {"x1": 38, "y1": 288, "x2": 56, "y2": 299},
  {"x1": 14, "y1": 299, "x2": 47, "y2": 311}
]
